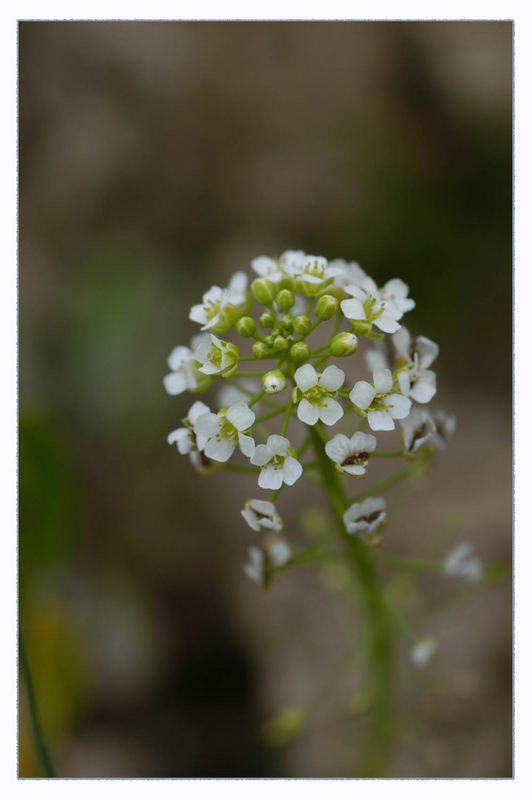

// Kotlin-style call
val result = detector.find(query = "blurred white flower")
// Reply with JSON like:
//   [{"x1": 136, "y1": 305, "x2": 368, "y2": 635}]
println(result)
[
  {"x1": 167, "y1": 400, "x2": 211, "y2": 455},
  {"x1": 243, "y1": 541, "x2": 292, "y2": 585},
  {"x1": 325, "y1": 432, "x2": 377, "y2": 477},
  {"x1": 241, "y1": 499, "x2": 283, "y2": 532},
  {"x1": 193, "y1": 402, "x2": 255, "y2": 463},
  {"x1": 293, "y1": 363, "x2": 345, "y2": 426},
  {"x1": 343, "y1": 496, "x2": 387, "y2": 541},
  {"x1": 189, "y1": 271, "x2": 248, "y2": 332},
  {"x1": 340, "y1": 277, "x2": 404, "y2": 334},
  {"x1": 328, "y1": 259, "x2": 367, "y2": 291},
  {"x1": 217, "y1": 378, "x2": 260, "y2": 408},
  {"x1": 394, "y1": 327, "x2": 438, "y2": 403},
  {"x1": 194, "y1": 334, "x2": 239, "y2": 376},
  {"x1": 443, "y1": 543, "x2": 483, "y2": 582},
  {"x1": 163, "y1": 342, "x2": 206, "y2": 395},
  {"x1": 350, "y1": 368, "x2": 411, "y2": 431},
  {"x1": 380, "y1": 279, "x2": 415, "y2": 315},
  {"x1": 251, "y1": 255, "x2": 284, "y2": 283},
  {"x1": 409, "y1": 637, "x2": 438, "y2": 668},
  {"x1": 251, "y1": 435, "x2": 303, "y2": 490}
]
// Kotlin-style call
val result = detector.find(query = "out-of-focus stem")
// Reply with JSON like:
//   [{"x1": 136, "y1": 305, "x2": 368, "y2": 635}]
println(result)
[
  {"x1": 309, "y1": 424, "x2": 394, "y2": 777},
  {"x1": 20, "y1": 632, "x2": 56, "y2": 778}
]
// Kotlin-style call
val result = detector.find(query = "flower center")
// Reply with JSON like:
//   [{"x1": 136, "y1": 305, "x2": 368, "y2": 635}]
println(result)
[
  {"x1": 342, "y1": 451, "x2": 369, "y2": 466},
  {"x1": 304, "y1": 385, "x2": 331, "y2": 407}
]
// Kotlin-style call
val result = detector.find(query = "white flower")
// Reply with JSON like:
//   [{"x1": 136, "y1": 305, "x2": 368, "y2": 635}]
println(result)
[
  {"x1": 409, "y1": 637, "x2": 438, "y2": 668},
  {"x1": 364, "y1": 343, "x2": 390, "y2": 372},
  {"x1": 189, "y1": 271, "x2": 248, "y2": 332},
  {"x1": 325, "y1": 432, "x2": 377, "y2": 477},
  {"x1": 250, "y1": 435, "x2": 303, "y2": 490},
  {"x1": 350, "y1": 368, "x2": 411, "y2": 431},
  {"x1": 243, "y1": 541, "x2": 292, "y2": 585},
  {"x1": 340, "y1": 277, "x2": 403, "y2": 334},
  {"x1": 167, "y1": 400, "x2": 211, "y2": 455},
  {"x1": 283, "y1": 252, "x2": 338, "y2": 294},
  {"x1": 163, "y1": 343, "x2": 206, "y2": 395},
  {"x1": 443, "y1": 543, "x2": 483, "y2": 582},
  {"x1": 194, "y1": 334, "x2": 239, "y2": 376},
  {"x1": 217, "y1": 378, "x2": 261, "y2": 408},
  {"x1": 394, "y1": 327, "x2": 438, "y2": 403},
  {"x1": 293, "y1": 364, "x2": 345, "y2": 426},
  {"x1": 193, "y1": 402, "x2": 256, "y2": 463},
  {"x1": 343, "y1": 496, "x2": 387, "y2": 542},
  {"x1": 251, "y1": 255, "x2": 284, "y2": 283},
  {"x1": 329, "y1": 259, "x2": 367, "y2": 292},
  {"x1": 279, "y1": 249, "x2": 307, "y2": 273},
  {"x1": 400, "y1": 407, "x2": 455, "y2": 454},
  {"x1": 241, "y1": 499, "x2": 283, "y2": 532},
  {"x1": 380, "y1": 279, "x2": 415, "y2": 315}
]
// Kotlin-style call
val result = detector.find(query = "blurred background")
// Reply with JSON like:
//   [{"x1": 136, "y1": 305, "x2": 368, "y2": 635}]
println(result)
[{"x1": 18, "y1": 21, "x2": 512, "y2": 778}]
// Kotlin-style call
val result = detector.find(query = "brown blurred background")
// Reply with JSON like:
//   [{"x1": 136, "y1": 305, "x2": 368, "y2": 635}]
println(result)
[{"x1": 18, "y1": 21, "x2": 512, "y2": 778}]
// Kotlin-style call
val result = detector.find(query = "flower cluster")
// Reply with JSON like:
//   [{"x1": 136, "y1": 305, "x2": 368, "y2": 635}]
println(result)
[{"x1": 164, "y1": 249, "x2": 457, "y2": 585}]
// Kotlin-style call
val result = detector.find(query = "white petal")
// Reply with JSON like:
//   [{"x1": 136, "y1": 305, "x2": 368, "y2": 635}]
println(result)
[
  {"x1": 269, "y1": 541, "x2": 291, "y2": 567},
  {"x1": 282, "y1": 457, "x2": 303, "y2": 486},
  {"x1": 325, "y1": 434, "x2": 351, "y2": 464},
  {"x1": 225, "y1": 402, "x2": 255, "y2": 431},
  {"x1": 385, "y1": 394, "x2": 412, "y2": 419},
  {"x1": 367, "y1": 410, "x2": 395, "y2": 431},
  {"x1": 318, "y1": 398, "x2": 344, "y2": 426},
  {"x1": 397, "y1": 370, "x2": 411, "y2": 396},
  {"x1": 163, "y1": 372, "x2": 187, "y2": 395},
  {"x1": 188, "y1": 401, "x2": 211, "y2": 425},
  {"x1": 189, "y1": 304, "x2": 208, "y2": 325},
  {"x1": 365, "y1": 348, "x2": 389, "y2": 372},
  {"x1": 241, "y1": 508, "x2": 260, "y2": 531},
  {"x1": 340, "y1": 297, "x2": 366, "y2": 321},
  {"x1": 410, "y1": 372, "x2": 437, "y2": 403},
  {"x1": 294, "y1": 363, "x2": 318, "y2": 392},
  {"x1": 373, "y1": 368, "x2": 393, "y2": 394},
  {"x1": 392, "y1": 327, "x2": 411, "y2": 359},
  {"x1": 297, "y1": 398, "x2": 320, "y2": 426},
  {"x1": 204, "y1": 436, "x2": 235, "y2": 462},
  {"x1": 350, "y1": 432, "x2": 377, "y2": 453},
  {"x1": 250, "y1": 444, "x2": 274, "y2": 466},
  {"x1": 382, "y1": 278, "x2": 409, "y2": 300},
  {"x1": 319, "y1": 365, "x2": 345, "y2": 392},
  {"x1": 193, "y1": 412, "x2": 221, "y2": 438},
  {"x1": 267, "y1": 435, "x2": 290, "y2": 456},
  {"x1": 228, "y1": 270, "x2": 248, "y2": 292},
  {"x1": 374, "y1": 315, "x2": 401, "y2": 334},
  {"x1": 350, "y1": 381, "x2": 376, "y2": 410},
  {"x1": 342, "y1": 464, "x2": 366, "y2": 476},
  {"x1": 258, "y1": 465, "x2": 283, "y2": 490},
  {"x1": 168, "y1": 345, "x2": 192, "y2": 370},
  {"x1": 199, "y1": 361, "x2": 222, "y2": 375},
  {"x1": 416, "y1": 336, "x2": 439, "y2": 369},
  {"x1": 238, "y1": 433, "x2": 256, "y2": 458}
]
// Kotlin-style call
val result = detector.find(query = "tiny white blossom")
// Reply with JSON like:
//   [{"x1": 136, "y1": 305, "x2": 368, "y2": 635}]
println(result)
[
  {"x1": 243, "y1": 541, "x2": 292, "y2": 585},
  {"x1": 350, "y1": 368, "x2": 411, "y2": 431},
  {"x1": 263, "y1": 369, "x2": 287, "y2": 394},
  {"x1": 325, "y1": 432, "x2": 377, "y2": 477},
  {"x1": 340, "y1": 277, "x2": 403, "y2": 334},
  {"x1": 293, "y1": 363, "x2": 345, "y2": 426},
  {"x1": 394, "y1": 327, "x2": 438, "y2": 403},
  {"x1": 443, "y1": 543, "x2": 483, "y2": 582},
  {"x1": 241, "y1": 499, "x2": 283, "y2": 532},
  {"x1": 283, "y1": 252, "x2": 339, "y2": 294},
  {"x1": 163, "y1": 342, "x2": 206, "y2": 395},
  {"x1": 194, "y1": 334, "x2": 239, "y2": 376},
  {"x1": 409, "y1": 637, "x2": 438, "y2": 669},
  {"x1": 328, "y1": 259, "x2": 367, "y2": 291},
  {"x1": 189, "y1": 272, "x2": 248, "y2": 332},
  {"x1": 251, "y1": 255, "x2": 284, "y2": 283},
  {"x1": 167, "y1": 400, "x2": 211, "y2": 455},
  {"x1": 380, "y1": 279, "x2": 415, "y2": 315},
  {"x1": 193, "y1": 402, "x2": 256, "y2": 463},
  {"x1": 251, "y1": 435, "x2": 303, "y2": 490},
  {"x1": 343, "y1": 497, "x2": 387, "y2": 542},
  {"x1": 431, "y1": 410, "x2": 457, "y2": 449}
]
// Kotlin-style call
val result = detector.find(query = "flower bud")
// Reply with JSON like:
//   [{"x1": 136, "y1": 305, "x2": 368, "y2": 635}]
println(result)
[
  {"x1": 273, "y1": 335, "x2": 289, "y2": 351},
  {"x1": 252, "y1": 341, "x2": 269, "y2": 358},
  {"x1": 314, "y1": 294, "x2": 338, "y2": 321},
  {"x1": 260, "y1": 311, "x2": 276, "y2": 328},
  {"x1": 236, "y1": 316, "x2": 256, "y2": 337},
  {"x1": 329, "y1": 331, "x2": 358, "y2": 357},
  {"x1": 290, "y1": 342, "x2": 310, "y2": 362},
  {"x1": 251, "y1": 278, "x2": 276, "y2": 305},
  {"x1": 351, "y1": 320, "x2": 372, "y2": 336},
  {"x1": 280, "y1": 314, "x2": 293, "y2": 332},
  {"x1": 292, "y1": 315, "x2": 312, "y2": 337},
  {"x1": 262, "y1": 369, "x2": 287, "y2": 394},
  {"x1": 276, "y1": 289, "x2": 295, "y2": 311}
]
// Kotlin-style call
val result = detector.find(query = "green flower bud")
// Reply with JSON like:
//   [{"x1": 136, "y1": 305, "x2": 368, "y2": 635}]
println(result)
[
  {"x1": 236, "y1": 316, "x2": 256, "y2": 337},
  {"x1": 280, "y1": 314, "x2": 293, "y2": 332},
  {"x1": 260, "y1": 311, "x2": 276, "y2": 328},
  {"x1": 315, "y1": 294, "x2": 338, "y2": 321},
  {"x1": 262, "y1": 369, "x2": 287, "y2": 394},
  {"x1": 252, "y1": 341, "x2": 269, "y2": 358},
  {"x1": 293, "y1": 315, "x2": 312, "y2": 337},
  {"x1": 265, "y1": 334, "x2": 275, "y2": 346},
  {"x1": 290, "y1": 342, "x2": 310, "y2": 362},
  {"x1": 351, "y1": 320, "x2": 372, "y2": 336},
  {"x1": 276, "y1": 289, "x2": 295, "y2": 311},
  {"x1": 251, "y1": 278, "x2": 276, "y2": 305},
  {"x1": 329, "y1": 331, "x2": 358, "y2": 357},
  {"x1": 273, "y1": 335, "x2": 289, "y2": 351}
]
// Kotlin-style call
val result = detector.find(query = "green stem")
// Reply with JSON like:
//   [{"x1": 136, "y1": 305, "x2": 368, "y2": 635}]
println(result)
[
  {"x1": 19, "y1": 632, "x2": 56, "y2": 777},
  {"x1": 235, "y1": 369, "x2": 265, "y2": 377},
  {"x1": 248, "y1": 388, "x2": 266, "y2": 407},
  {"x1": 224, "y1": 379, "x2": 278, "y2": 408},
  {"x1": 309, "y1": 424, "x2": 394, "y2": 777},
  {"x1": 254, "y1": 405, "x2": 287, "y2": 424},
  {"x1": 280, "y1": 395, "x2": 294, "y2": 437},
  {"x1": 348, "y1": 457, "x2": 428, "y2": 505},
  {"x1": 372, "y1": 450, "x2": 404, "y2": 459}
]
